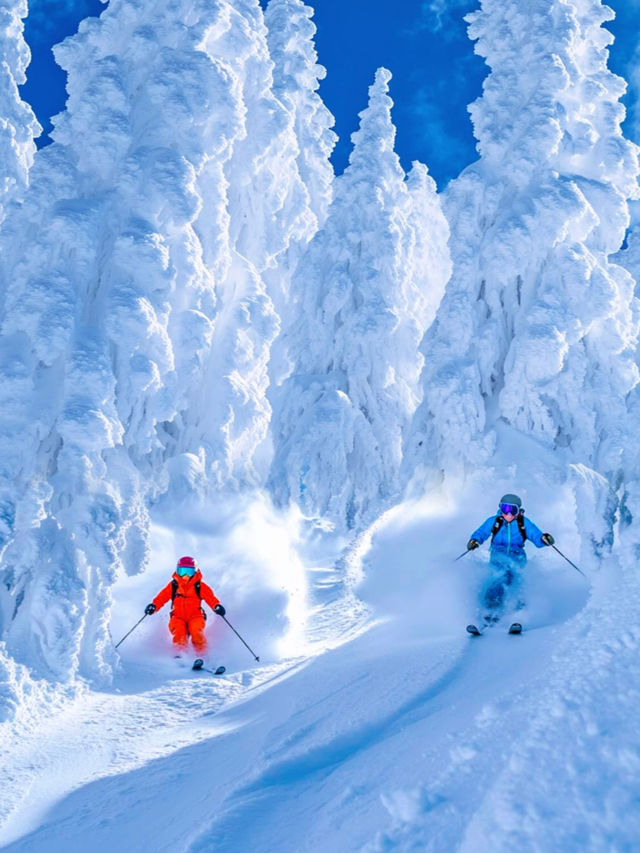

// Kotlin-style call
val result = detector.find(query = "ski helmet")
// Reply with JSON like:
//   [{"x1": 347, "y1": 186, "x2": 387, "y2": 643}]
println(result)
[
  {"x1": 177, "y1": 555, "x2": 197, "y2": 569},
  {"x1": 499, "y1": 494, "x2": 522, "y2": 509}
]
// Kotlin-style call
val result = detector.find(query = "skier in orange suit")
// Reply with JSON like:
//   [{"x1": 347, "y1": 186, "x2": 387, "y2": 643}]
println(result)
[{"x1": 145, "y1": 556, "x2": 225, "y2": 654}]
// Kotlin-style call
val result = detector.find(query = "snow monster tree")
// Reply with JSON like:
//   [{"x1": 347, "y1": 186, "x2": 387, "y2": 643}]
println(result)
[
  {"x1": 270, "y1": 69, "x2": 450, "y2": 530},
  {"x1": 0, "y1": 0, "x2": 316, "y2": 712},
  {"x1": 408, "y1": 0, "x2": 639, "y2": 490},
  {"x1": 0, "y1": 0, "x2": 40, "y2": 227}
]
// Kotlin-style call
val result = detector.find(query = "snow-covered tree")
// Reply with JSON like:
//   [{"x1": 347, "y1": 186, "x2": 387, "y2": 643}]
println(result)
[
  {"x1": 0, "y1": 0, "x2": 40, "y2": 225},
  {"x1": 269, "y1": 69, "x2": 450, "y2": 530},
  {"x1": 262, "y1": 0, "x2": 338, "y2": 393},
  {"x1": 265, "y1": 0, "x2": 337, "y2": 230},
  {"x1": 0, "y1": 0, "x2": 314, "y2": 705},
  {"x1": 407, "y1": 0, "x2": 640, "y2": 489},
  {"x1": 615, "y1": 225, "x2": 640, "y2": 292},
  {"x1": 613, "y1": 223, "x2": 640, "y2": 545},
  {"x1": 225, "y1": 0, "x2": 316, "y2": 277}
]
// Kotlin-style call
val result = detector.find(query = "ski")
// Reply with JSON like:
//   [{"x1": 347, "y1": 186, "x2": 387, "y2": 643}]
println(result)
[
  {"x1": 467, "y1": 614, "x2": 501, "y2": 635},
  {"x1": 508, "y1": 623, "x2": 523, "y2": 635},
  {"x1": 192, "y1": 659, "x2": 226, "y2": 675}
]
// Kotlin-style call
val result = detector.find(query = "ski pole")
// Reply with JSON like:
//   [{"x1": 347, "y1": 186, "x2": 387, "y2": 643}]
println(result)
[
  {"x1": 551, "y1": 544, "x2": 587, "y2": 579},
  {"x1": 114, "y1": 614, "x2": 147, "y2": 649},
  {"x1": 220, "y1": 614, "x2": 260, "y2": 662},
  {"x1": 455, "y1": 548, "x2": 471, "y2": 562}
]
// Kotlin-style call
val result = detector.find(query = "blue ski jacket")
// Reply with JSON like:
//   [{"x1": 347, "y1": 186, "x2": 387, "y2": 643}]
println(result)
[{"x1": 470, "y1": 515, "x2": 546, "y2": 560}]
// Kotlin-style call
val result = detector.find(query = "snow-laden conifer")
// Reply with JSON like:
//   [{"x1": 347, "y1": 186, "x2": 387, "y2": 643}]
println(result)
[
  {"x1": 0, "y1": 0, "x2": 40, "y2": 224},
  {"x1": 265, "y1": 0, "x2": 337, "y2": 230},
  {"x1": 0, "y1": 0, "x2": 310, "y2": 703},
  {"x1": 262, "y1": 0, "x2": 337, "y2": 392},
  {"x1": 269, "y1": 69, "x2": 450, "y2": 529},
  {"x1": 225, "y1": 0, "x2": 316, "y2": 277},
  {"x1": 408, "y1": 0, "x2": 640, "y2": 486}
]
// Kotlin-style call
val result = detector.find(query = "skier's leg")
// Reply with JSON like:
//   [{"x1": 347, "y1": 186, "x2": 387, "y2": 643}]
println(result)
[
  {"x1": 506, "y1": 555, "x2": 526, "y2": 610},
  {"x1": 188, "y1": 614, "x2": 208, "y2": 655},
  {"x1": 169, "y1": 616, "x2": 188, "y2": 650},
  {"x1": 483, "y1": 577, "x2": 507, "y2": 619},
  {"x1": 482, "y1": 551, "x2": 510, "y2": 622}
]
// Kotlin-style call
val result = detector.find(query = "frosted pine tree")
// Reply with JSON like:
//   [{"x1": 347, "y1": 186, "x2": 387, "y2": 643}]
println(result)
[
  {"x1": 194, "y1": 0, "x2": 320, "y2": 486},
  {"x1": 0, "y1": 0, "x2": 40, "y2": 225},
  {"x1": 615, "y1": 226, "x2": 640, "y2": 294},
  {"x1": 265, "y1": 0, "x2": 337, "y2": 230},
  {"x1": 269, "y1": 69, "x2": 450, "y2": 530},
  {"x1": 405, "y1": 160, "x2": 452, "y2": 337},
  {"x1": 0, "y1": 0, "x2": 306, "y2": 706},
  {"x1": 225, "y1": 0, "x2": 315, "y2": 276},
  {"x1": 263, "y1": 0, "x2": 337, "y2": 389},
  {"x1": 408, "y1": 0, "x2": 640, "y2": 487},
  {"x1": 614, "y1": 224, "x2": 640, "y2": 545}
]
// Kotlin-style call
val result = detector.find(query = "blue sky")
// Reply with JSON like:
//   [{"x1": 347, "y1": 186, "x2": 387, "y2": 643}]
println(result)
[{"x1": 20, "y1": 0, "x2": 640, "y2": 190}]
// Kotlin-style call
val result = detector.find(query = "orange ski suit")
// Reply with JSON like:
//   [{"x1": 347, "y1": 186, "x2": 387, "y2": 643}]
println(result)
[{"x1": 152, "y1": 570, "x2": 220, "y2": 653}]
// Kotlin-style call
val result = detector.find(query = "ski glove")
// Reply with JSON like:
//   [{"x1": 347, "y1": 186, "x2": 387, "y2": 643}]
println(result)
[
  {"x1": 467, "y1": 539, "x2": 480, "y2": 551},
  {"x1": 542, "y1": 533, "x2": 555, "y2": 546},
  {"x1": 145, "y1": 603, "x2": 156, "y2": 615},
  {"x1": 214, "y1": 604, "x2": 226, "y2": 617}
]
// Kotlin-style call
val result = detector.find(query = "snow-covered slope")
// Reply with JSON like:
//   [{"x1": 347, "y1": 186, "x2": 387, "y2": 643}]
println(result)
[{"x1": 5, "y1": 462, "x2": 639, "y2": 851}]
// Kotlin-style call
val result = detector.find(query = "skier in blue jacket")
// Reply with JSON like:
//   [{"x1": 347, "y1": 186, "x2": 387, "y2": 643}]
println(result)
[{"x1": 467, "y1": 493, "x2": 555, "y2": 623}]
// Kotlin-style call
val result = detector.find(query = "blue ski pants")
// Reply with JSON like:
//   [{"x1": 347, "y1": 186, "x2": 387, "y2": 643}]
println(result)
[{"x1": 482, "y1": 550, "x2": 525, "y2": 612}]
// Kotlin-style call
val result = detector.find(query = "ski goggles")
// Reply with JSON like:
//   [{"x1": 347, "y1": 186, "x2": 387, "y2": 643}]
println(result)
[
  {"x1": 499, "y1": 503, "x2": 520, "y2": 516},
  {"x1": 176, "y1": 566, "x2": 196, "y2": 577}
]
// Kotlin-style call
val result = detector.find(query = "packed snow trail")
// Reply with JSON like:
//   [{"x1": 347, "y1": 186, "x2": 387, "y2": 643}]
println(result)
[{"x1": 0, "y1": 478, "x2": 606, "y2": 852}]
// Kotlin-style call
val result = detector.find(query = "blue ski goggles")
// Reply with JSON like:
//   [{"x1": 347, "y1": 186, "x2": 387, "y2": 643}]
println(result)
[
  {"x1": 176, "y1": 566, "x2": 196, "y2": 577},
  {"x1": 499, "y1": 503, "x2": 520, "y2": 516}
]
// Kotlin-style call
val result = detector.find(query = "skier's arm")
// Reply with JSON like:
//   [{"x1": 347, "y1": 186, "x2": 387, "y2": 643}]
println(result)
[
  {"x1": 152, "y1": 582, "x2": 174, "y2": 610},
  {"x1": 524, "y1": 518, "x2": 547, "y2": 548},
  {"x1": 200, "y1": 582, "x2": 221, "y2": 612},
  {"x1": 470, "y1": 516, "x2": 497, "y2": 545}
]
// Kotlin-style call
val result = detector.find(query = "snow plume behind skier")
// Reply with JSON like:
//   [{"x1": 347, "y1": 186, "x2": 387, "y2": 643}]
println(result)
[
  {"x1": 145, "y1": 556, "x2": 226, "y2": 656},
  {"x1": 466, "y1": 494, "x2": 554, "y2": 626}
]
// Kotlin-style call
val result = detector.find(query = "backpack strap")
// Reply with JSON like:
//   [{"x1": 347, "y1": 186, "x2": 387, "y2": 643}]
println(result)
[
  {"x1": 171, "y1": 578, "x2": 202, "y2": 600},
  {"x1": 490, "y1": 515, "x2": 504, "y2": 539},
  {"x1": 491, "y1": 513, "x2": 527, "y2": 542},
  {"x1": 517, "y1": 512, "x2": 527, "y2": 542}
]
